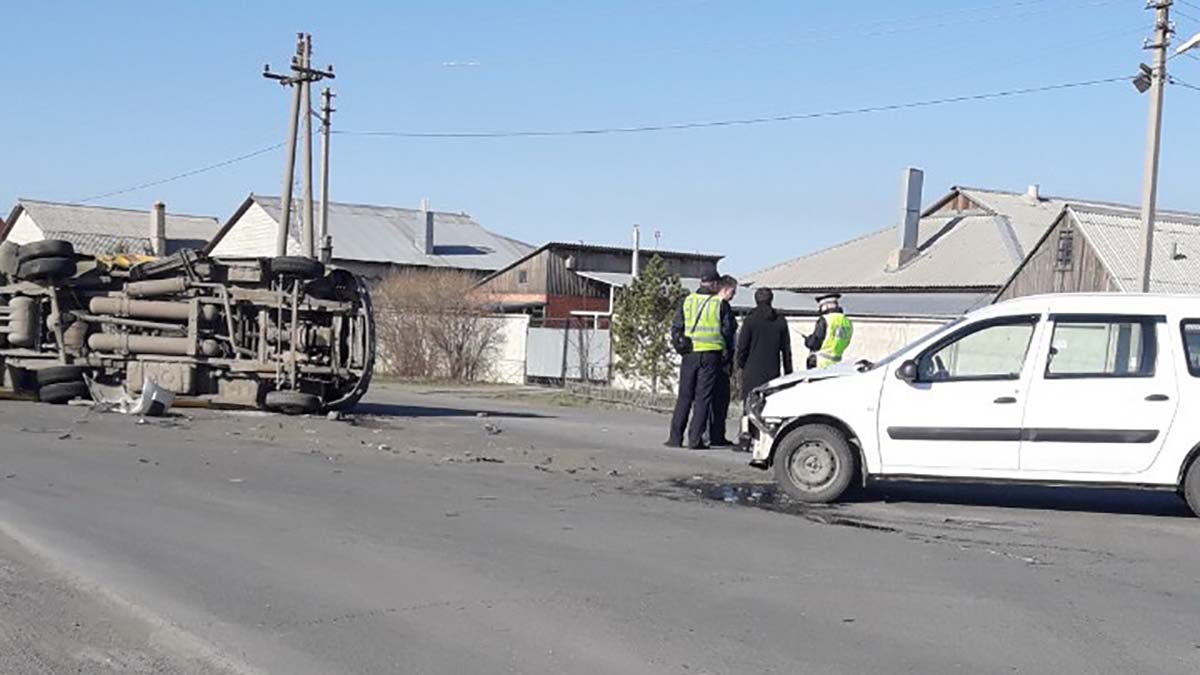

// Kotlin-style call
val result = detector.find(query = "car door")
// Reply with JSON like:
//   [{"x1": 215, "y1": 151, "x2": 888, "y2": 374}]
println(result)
[
  {"x1": 1019, "y1": 314, "x2": 1179, "y2": 475},
  {"x1": 878, "y1": 314, "x2": 1041, "y2": 472}
]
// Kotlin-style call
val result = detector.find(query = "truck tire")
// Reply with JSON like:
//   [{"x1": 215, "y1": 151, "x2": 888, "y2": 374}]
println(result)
[
  {"x1": 18, "y1": 240, "x2": 75, "y2": 264},
  {"x1": 270, "y1": 257, "x2": 324, "y2": 280},
  {"x1": 773, "y1": 423, "x2": 856, "y2": 504},
  {"x1": 38, "y1": 380, "x2": 90, "y2": 405},
  {"x1": 36, "y1": 365, "x2": 86, "y2": 387},
  {"x1": 1183, "y1": 458, "x2": 1200, "y2": 517},
  {"x1": 17, "y1": 256, "x2": 75, "y2": 282},
  {"x1": 265, "y1": 390, "x2": 321, "y2": 415}
]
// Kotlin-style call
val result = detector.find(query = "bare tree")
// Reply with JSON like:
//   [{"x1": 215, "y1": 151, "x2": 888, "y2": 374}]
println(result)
[{"x1": 373, "y1": 270, "x2": 503, "y2": 382}]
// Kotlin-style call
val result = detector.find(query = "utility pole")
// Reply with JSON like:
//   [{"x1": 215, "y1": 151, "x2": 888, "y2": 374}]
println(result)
[
  {"x1": 1137, "y1": 0, "x2": 1173, "y2": 293},
  {"x1": 263, "y1": 33, "x2": 335, "y2": 259},
  {"x1": 319, "y1": 87, "x2": 336, "y2": 263},
  {"x1": 300, "y1": 34, "x2": 315, "y2": 259}
]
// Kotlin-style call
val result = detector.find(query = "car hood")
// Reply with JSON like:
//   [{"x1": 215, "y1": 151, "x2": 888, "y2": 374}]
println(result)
[{"x1": 756, "y1": 362, "x2": 863, "y2": 391}]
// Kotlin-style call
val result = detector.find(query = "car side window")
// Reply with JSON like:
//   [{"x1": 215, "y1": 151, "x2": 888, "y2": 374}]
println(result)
[
  {"x1": 1180, "y1": 321, "x2": 1200, "y2": 376},
  {"x1": 916, "y1": 318, "x2": 1037, "y2": 382},
  {"x1": 1046, "y1": 318, "x2": 1157, "y2": 378}
]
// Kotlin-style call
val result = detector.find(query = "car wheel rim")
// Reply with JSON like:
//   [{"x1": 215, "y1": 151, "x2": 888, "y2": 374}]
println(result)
[{"x1": 788, "y1": 441, "x2": 837, "y2": 491}]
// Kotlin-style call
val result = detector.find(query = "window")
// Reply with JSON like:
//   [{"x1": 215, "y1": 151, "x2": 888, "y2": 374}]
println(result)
[
  {"x1": 517, "y1": 269, "x2": 528, "y2": 285},
  {"x1": 1180, "y1": 321, "x2": 1200, "y2": 376},
  {"x1": 1054, "y1": 228, "x2": 1074, "y2": 272},
  {"x1": 1046, "y1": 318, "x2": 1157, "y2": 378},
  {"x1": 916, "y1": 318, "x2": 1037, "y2": 382}
]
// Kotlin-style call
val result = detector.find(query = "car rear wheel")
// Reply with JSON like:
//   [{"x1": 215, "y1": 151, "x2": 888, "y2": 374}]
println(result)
[
  {"x1": 773, "y1": 423, "x2": 856, "y2": 503},
  {"x1": 18, "y1": 240, "x2": 75, "y2": 264},
  {"x1": 1183, "y1": 457, "x2": 1200, "y2": 517},
  {"x1": 36, "y1": 365, "x2": 86, "y2": 387},
  {"x1": 17, "y1": 256, "x2": 76, "y2": 282}
]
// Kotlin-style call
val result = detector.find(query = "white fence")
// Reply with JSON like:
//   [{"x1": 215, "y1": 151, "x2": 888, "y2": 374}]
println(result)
[{"x1": 526, "y1": 326, "x2": 611, "y2": 383}]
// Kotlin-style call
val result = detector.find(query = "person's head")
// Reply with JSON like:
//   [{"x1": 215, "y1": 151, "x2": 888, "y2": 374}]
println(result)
[
  {"x1": 816, "y1": 293, "x2": 842, "y2": 314},
  {"x1": 699, "y1": 269, "x2": 720, "y2": 292},
  {"x1": 754, "y1": 287, "x2": 774, "y2": 307},
  {"x1": 717, "y1": 275, "x2": 738, "y2": 302}
]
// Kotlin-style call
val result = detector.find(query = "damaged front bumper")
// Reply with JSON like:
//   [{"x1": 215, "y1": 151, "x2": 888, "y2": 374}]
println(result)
[{"x1": 742, "y1": 390, "x2": 781, "y2": 469}]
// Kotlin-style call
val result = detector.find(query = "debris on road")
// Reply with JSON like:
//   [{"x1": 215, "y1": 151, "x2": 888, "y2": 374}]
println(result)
[
  {"x1": 471, "y1": 456, "x2": 504, "y2": 463},
  {"x1": 85, "y1": 375, "x2": 175, "y2": 417},
  {"x1": 483, "y1": 423, "x2": 502, "y2": 435}
]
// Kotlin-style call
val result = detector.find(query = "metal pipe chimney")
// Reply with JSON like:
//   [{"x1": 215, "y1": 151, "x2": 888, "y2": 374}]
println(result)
[
  {"x1": 416, "y1": 198, "x2": 435, "y2": 255},
  {"x1": 888, "y1": 167, "x2": 924, "y2": 270},
  {"x1": 150, "y1": 201, "x2": 167, "y2": 256},
  {"x1": 632, "y1": 224, "x2": 641, "y2": 279}
]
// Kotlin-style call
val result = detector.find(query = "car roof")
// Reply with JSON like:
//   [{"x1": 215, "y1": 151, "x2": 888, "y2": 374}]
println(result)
[{"x1": 979, "y1": 293, "x2": 1200, "y2": 319}]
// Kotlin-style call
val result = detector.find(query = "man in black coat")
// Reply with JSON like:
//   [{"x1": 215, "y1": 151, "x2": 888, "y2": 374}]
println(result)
[{"x1": 736, "y1": 287, "x2": 794, "y2": 399}]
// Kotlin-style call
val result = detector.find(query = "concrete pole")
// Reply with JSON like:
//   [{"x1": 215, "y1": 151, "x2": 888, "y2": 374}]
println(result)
[
  {"x1": 319, "y1": 87, "x2": 334, "y2": 263},
  {"x1": 1138, "y1": 1, "x2": 1172, "y2": 293},
  {"x1": 300, "y1": 34, "x2": 316, "y2": 259},
  {"x1": 631, "y1": 224, "x2": 640, "y2": 279},
  {"x1": 275, "y1": 35, "x2": 305, "y2": 258}
]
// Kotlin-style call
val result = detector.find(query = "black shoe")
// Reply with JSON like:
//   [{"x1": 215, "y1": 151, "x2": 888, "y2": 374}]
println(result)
[
  {"x1": 688, "y1": 443, "x2": 710, "y2": 451},
  {"x1": 709, "y1": 438, "x2": 734, "y2": 448},
  {"x1": 663, "y1": 440, "x2": 682, "y2": 448}
]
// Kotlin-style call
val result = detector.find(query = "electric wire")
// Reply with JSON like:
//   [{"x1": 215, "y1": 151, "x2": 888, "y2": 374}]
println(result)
[{"x1": 76, "y1": 143, "x2": 285, "y2": 204}]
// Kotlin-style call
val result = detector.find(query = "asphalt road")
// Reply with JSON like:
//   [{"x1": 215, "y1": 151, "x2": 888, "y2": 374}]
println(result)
[{"x1": 0, "y1": 383, "x2": 1198, "y2": 674}]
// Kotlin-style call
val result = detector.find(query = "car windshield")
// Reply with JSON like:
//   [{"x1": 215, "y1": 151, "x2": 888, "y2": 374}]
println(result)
[{"x1": 866, "y1": 317, "x2": 965, "y2": 371}]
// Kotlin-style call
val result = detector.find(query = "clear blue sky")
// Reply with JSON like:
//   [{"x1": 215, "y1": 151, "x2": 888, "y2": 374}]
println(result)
[{"x1": 4, "y1": 0, "x2": 1198, "y2": 274}]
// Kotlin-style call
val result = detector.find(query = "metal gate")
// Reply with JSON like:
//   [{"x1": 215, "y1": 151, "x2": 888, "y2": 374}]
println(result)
[{"x1": 526, "y1": 326, "x2": 611, "y2": 382}]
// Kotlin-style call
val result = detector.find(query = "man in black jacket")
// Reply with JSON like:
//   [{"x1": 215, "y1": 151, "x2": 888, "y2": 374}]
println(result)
[{"x1": 736, "y1": 287, "x2": 794, "y2": 398}]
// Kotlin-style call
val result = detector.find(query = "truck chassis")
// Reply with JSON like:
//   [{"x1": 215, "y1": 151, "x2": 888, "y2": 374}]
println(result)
[{"x1": 0, "y1": 240, "x2": 374, "y2": 414}]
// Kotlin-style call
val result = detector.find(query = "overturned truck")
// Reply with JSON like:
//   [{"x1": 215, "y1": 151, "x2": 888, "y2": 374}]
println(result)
[{"x1": 0, "y1": 240, "x2": 374, "y2": 414}]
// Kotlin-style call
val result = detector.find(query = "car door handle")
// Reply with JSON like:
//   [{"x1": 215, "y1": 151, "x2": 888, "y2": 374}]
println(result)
[
  {"x1": 993, "y1": 396, "x2": 1018, "y2": 404},
  {"x1": 1145, "y1": 394, "x2": 1170, "y2": 402}
]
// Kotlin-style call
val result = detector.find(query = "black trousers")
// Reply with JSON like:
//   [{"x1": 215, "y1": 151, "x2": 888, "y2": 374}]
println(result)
[
  {"x1": 668, "y1": 351, "x2": 722, "y2": 447},
  {"x1": 709, "y1": 367, "x2": 731, "y2": 443}
]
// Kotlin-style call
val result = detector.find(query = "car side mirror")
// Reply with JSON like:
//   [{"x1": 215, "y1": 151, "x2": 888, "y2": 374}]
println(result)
[{"x1": 896, "y1": 359, "x2": 918, "y2": 382}]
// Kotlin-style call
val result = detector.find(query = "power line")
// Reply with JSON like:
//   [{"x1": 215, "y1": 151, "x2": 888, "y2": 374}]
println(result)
[
  {"x1": 1181, "y1": 0, "x2": 1200, "y2": 11},
  {"x1": 76, "y1": 143, "x2": 284, "y2": 203},
  {"x1": 335, "y1": 76, "x2": 1131, "y2": 139},
  {"x1": 1171, "y1": 76, "x2": 1200, "y2": 92}
]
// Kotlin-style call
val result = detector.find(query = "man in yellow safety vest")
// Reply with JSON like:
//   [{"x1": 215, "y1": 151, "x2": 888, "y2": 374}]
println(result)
[
  {"x1": 667, "y1": 272, "x2": 738, "y2": 449},
  {"x1": 804, "y1": 293, "x2": 853, "y2": 369}
]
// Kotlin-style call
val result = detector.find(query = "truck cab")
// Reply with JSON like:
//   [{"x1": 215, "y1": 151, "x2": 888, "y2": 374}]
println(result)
[{"x1": 744, "y1": 293, "x2": 1200, "y2": 516}]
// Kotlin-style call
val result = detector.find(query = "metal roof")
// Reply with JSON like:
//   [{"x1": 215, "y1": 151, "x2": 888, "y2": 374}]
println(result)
[
  {"x1": 744, "y1": 186, "x2": 1093, "y2": 291},
  {"x1": 576, "y1": 271, "x2": 990, "y2": 318},
  {"x1": 250, "y1": 196, "x2": 533, "y2": 270},
  {"x1": 4, "y1": 199, "x2": 218, "y2": 255},
  {"x1": 1069, "y1": 204, "x2": 1200, "y2": 293}
]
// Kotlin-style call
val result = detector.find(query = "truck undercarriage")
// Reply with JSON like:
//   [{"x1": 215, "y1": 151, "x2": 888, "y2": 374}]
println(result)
[{"x1": 0, "y1": 240, "x2": 374, "y2": 414}]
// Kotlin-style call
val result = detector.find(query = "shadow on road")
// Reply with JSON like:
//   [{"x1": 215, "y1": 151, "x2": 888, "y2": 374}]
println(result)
[
  {"x1": 870, "y1": 482, "x2": 1193, "y2": 518},
  {"x1": 352, "y1": 402, "x2": 552, "y2": 420}
]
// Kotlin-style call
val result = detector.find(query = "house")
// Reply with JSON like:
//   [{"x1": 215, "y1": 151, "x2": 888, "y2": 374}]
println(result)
[
  {"x1": 744, "y1": 168, "x2": 1103, "y2": 360},
  {"x1": 1, "y1": 199, "x2": 219, "y2": 256},
  {"x1": 205, "y1": 195, "x2": 533, "y2": 282},
  {"x1": 475, "y1": 241, "x2": 723, "y2": 325},
  {"x1": 997, "y1": 203, "x2": 1200, "y2": 300}
]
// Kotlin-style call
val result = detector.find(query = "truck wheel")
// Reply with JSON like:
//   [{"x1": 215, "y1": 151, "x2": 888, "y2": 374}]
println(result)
[
  {"x1": 18, "y1": 240, "x2": 75, "y2": 264},
  {"x1": 265, "y1": 390, "x2": 321, "y2": 415},
  {"x1": 1183, "y1": 458, "x2": 1200, "y2": 517},
  {"x1": 36, "y1": 365, "x2": 86, "y2": 387},
  {"x1": 38, "y1": 380, "x2": 90, "y2": 405},
  {"x1": 773, "y1": 424, "x2": 856, "y2": 503},
  {"x1": 17, "y1": 256, "x2": 75, "y2": 282},
  {"x1": 270, "y1": 257, "x2": 324, "y2": 280}
]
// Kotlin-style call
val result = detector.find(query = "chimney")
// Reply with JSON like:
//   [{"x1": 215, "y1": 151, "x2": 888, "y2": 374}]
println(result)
[
  {"x1": 631, "y1": 224, "x2": 641, "y2": 279},
  {"x1": 415, "y1": 198, "x2": 435, "y2": 255},
  {"x1": 150, "y1": 201, "x2": 167, "y2": 256},
  {"x1": 888, "y1": 167, "x2": 924, "y2": 270},
  {"x1": 1025, "y1": 183, "x2": 1041, "y2": 204}
]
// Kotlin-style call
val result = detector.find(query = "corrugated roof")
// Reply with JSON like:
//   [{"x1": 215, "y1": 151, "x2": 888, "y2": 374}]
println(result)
[
  {"x1": 252, "y1": 196, "x2": 533, "y2": 270},
  {"x1": 745, "y1": 186, "x2": 1088, "y2": 291},
  {"x1": 12, "y1": 199, "x2": 218, "y2": 254},
  {"x1": 576, "y1": 271, "x2": 990, "y2": 318},
  {"x1": 1070, "y1": 204, "x2": 1200, "y2": 293}
]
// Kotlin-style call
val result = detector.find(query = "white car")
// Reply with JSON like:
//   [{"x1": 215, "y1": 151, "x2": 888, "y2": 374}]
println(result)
[{"x1": 743, "y1": 293, "x2": 1200, "y2": 516}]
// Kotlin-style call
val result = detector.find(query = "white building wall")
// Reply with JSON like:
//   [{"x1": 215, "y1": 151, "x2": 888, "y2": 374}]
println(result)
[
  {"x1": 4, "y1": 212, "x2": 45, "y2": 244},
  {"x1": 483, "y1": 314, "x2": 530, "y2": 384},
  {"x1": 210, "y1": 203, "x2": 300, "y2": 257}
]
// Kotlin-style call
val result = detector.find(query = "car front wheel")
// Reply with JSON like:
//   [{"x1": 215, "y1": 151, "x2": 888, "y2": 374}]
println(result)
[{"x1": 773, "y1": 423, "x2": 856, "y2": 504}]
